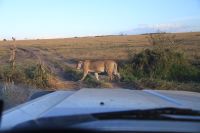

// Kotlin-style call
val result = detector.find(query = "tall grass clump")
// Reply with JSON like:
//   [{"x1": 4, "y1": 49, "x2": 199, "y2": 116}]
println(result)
[
  {"x1": 64, "y1": 66, "x2": 82, "y2": 81},
  {"x1": 131, "y1": 48, "x2": 181, "y2": 79},
  {"x1": 0, "y1": 42, "x2": 18, "y2": 84},
  {"x1": 118, "y1": 62, "x2": 136, "y2": 82},
  {"x1": 146, "y1": 32, "x2": 182, "y2": 47},
  {"x1": 0, "y1": 40, "x2": 54, "y2": 88},
  {"x1": 168, "y1": 63, "x2": 200, "y2": 82},
  {"x1": 83, "y1": 76, "x2": 112, "y2": 88},
  {"x1": 120, "y1": 48, "x2": 200, "y2": 83},
  {"x1": 0, "y1": 63, "x2": 53, "y2": 89},
  {"x1": 120, "y1": 32, "x2": 200, "y2": 83},
  {"x1": 25, "y1": 62, "x2": 52, "y2": 88},
  {"x1": 0, "y1": 65, "x2": 26, "y2": 84}
]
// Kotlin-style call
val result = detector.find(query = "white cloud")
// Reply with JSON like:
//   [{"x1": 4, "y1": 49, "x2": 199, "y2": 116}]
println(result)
[
  {"x1": 123, "y1": 22, "x2": 200, "y2": 35},
  {"x1": 139, "y1": 23, "x2": 185, "y2": 31}
]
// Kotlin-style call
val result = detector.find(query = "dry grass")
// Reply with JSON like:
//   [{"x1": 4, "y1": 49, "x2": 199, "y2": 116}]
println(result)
[
  {"x1": 1, "y1": 33, "x2": 199, "y2": 63},
  {"x1": 0, "y1": 32, "x2": 199, "y2": 85},
  {"x1": 0, "y1": 32, "x2": 200, "y2": 87},
  {"x1": 0, "y1": 32, "x2": 200, "y2": 62},
  {"x1": 0, "y1": 32, "x2": 200, "y2": 110}
]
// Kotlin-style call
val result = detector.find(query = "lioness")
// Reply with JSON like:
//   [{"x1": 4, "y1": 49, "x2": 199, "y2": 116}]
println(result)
[{"x1": 76, "y1": 60, "x2": 120, "y2": 81}]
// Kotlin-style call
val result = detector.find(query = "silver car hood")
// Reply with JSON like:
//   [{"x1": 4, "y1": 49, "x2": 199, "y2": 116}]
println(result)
[{"x1": 1, "y1": 88, "x2": 200, "y2": 129}]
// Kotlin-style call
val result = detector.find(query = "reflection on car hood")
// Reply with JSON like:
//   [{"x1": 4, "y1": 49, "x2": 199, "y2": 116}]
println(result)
[{"x1": 1, "y1": 88, "x2": 200, "y2": 129}]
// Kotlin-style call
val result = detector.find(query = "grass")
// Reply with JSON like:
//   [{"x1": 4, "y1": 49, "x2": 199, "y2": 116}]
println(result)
[
  {"x1": 0, "y1": 32, "x2": 200, "y2": 110},
  {"x1": 0, "y1": 32, "x2": 199, "y2": 90},
  {"x1": 1, "y1": 32, "x2": 200, "y2": 61},
  {"x1": 118, "y1": 35, "x2": 200, "y2": 92},
  {"x1": 63, "y1": 66, "x2": 82, "y2": 81},
  {"x1": 25, "y1": 63, "x2": 52, "y2": 88},
  {"x1": 0, "y1": 32, "x2": 199, "y2": 84},
  {"x1": 137, "y1": 78, "x2": 200, "y2": 92},
  {"x1": 0, "y1": 63, "x2": 53, "y2": 89},
  {"x1": 64, "y1": 66, "x2": 113, "y2": 88}
]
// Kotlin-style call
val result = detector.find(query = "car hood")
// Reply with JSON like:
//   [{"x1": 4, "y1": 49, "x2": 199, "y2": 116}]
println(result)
[{"x1": 1, "y1": 88, "x2": 200, "y2": 129}]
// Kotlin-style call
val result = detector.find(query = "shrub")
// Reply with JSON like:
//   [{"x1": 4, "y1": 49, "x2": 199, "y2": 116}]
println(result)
[
  {"x1": 83, "y1": 77, "x2": 101, "y2": 88},
  {"x1": 119, "y1": 63, "x2": 137, "y2": 82},
  {"x1": 132, "y1": 49, "x2": 184, "y2": 79},
  {"x1": 168, "y1": 63, "x2": 200, "y2": 82},
  {"x1": 119, "y1": 48, "x2": 200, "y2": 83},
  {"x1": 147, "y1": 32, "x2": 181, "y2": 47},
  {"x1": 83, "y1": 76, "x2": 112, "y2": 88},
  {"x1": 0, "y1": 65, "x2": 26, "y2": 84},
  {"x1": 0, "y1": 63, "x2": 53, "y2": 89},
  {"x1": 64, "y1": 66, "x2": 82, "y2": 81},
  {"x1": 25, "y1": 64, "x2": 52, "y2": 88}
]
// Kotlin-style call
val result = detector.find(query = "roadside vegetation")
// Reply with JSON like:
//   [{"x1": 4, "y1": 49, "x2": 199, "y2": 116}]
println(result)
[
  {"x1": 0, "y1": 32, "x2": 200, "y2": 109},
  {"x1": 64, "y1": 66, "x2": 113, "y2": 88},
  {"x1": 119, "y1": 33, "x2": 200, "y2": 92},
  {"x1": 0, "y1": 33, "x2": 200, "y2": 91},
  {"x1": 0, "y1": 42, "x2": 53, "y2": 110},
  {"x1": 0, "y1": 62, "x2": 53, "y2": 89}
]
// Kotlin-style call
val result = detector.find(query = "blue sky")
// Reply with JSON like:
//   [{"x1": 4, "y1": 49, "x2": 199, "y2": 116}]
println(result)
[{"x1": 0, "y1": 0, "x2": 200, "y2": 39}]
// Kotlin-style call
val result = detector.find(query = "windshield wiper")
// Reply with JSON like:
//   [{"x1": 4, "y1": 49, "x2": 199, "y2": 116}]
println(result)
[{"x1": 92, "y1": 107, "x2": 200, "y2": 122}]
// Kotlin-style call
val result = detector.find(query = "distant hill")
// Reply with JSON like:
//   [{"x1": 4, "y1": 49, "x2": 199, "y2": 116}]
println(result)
[{"x1": 121, "y1": 24, "x2": 200, "y2": 35}]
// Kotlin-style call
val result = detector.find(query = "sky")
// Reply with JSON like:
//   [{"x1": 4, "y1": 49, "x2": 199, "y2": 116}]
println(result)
[{"x1": 0, "y1": 0, "x2": 200, "y2": 39}]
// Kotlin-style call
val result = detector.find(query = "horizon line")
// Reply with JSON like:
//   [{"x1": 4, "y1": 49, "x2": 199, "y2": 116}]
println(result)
[{"x1": 1, "y1": 31, "x2": 200, "y2": 41}]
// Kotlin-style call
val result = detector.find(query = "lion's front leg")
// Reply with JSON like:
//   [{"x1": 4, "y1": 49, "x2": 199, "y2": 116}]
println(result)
[
  {"x1": 79, "y1": 71, "x2": 88, "y2": 81},
  {"x1": 94, "y1": 73, "x2": 99, "y2": 80}
]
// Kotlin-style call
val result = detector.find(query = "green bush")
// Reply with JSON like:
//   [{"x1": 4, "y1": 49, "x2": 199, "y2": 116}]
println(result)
[
  {"x1": 83, "y1": 77, "x2": 101, "y2": 88},
  {"x1": 0, "y1": 65, "x2": 26, "y2": 83},
  {"x1": 64, "y1": 66, "x2": 82, "y2": 81},
  {"x1": 119, "y1": 64, "x2": 137, "y2": 82},
  {"x1": 0, "y1": 63, "x2": 52, "y2": 88},
  {"x1": 25, "y1": 64, "x2": 51, "y2": 88},
  {"x1": 83, "y1": 76, "x2": 112, "y2": 88},
  {"x1": 132, "y1": 49, "x2": 184, "y2": 78},
  {"x1": 119, "y1": 48, "x2": 200, "y2": 83},
  {"x1": 168, "y1": 64, "x2": 200, "y2": 82}
]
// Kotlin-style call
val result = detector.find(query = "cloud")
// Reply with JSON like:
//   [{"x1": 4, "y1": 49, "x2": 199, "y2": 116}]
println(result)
[
  {"x1": 123, "y1": 22, "x2": 200, "y2": 35},
  {"x1": 140, "y1": 23, "x2": 184, "y2": 30}
]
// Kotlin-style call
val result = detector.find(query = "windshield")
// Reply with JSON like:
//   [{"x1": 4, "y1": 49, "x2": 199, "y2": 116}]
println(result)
[{"x1": 0, "y1": 0, "x2": 200, "y2": 130}]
